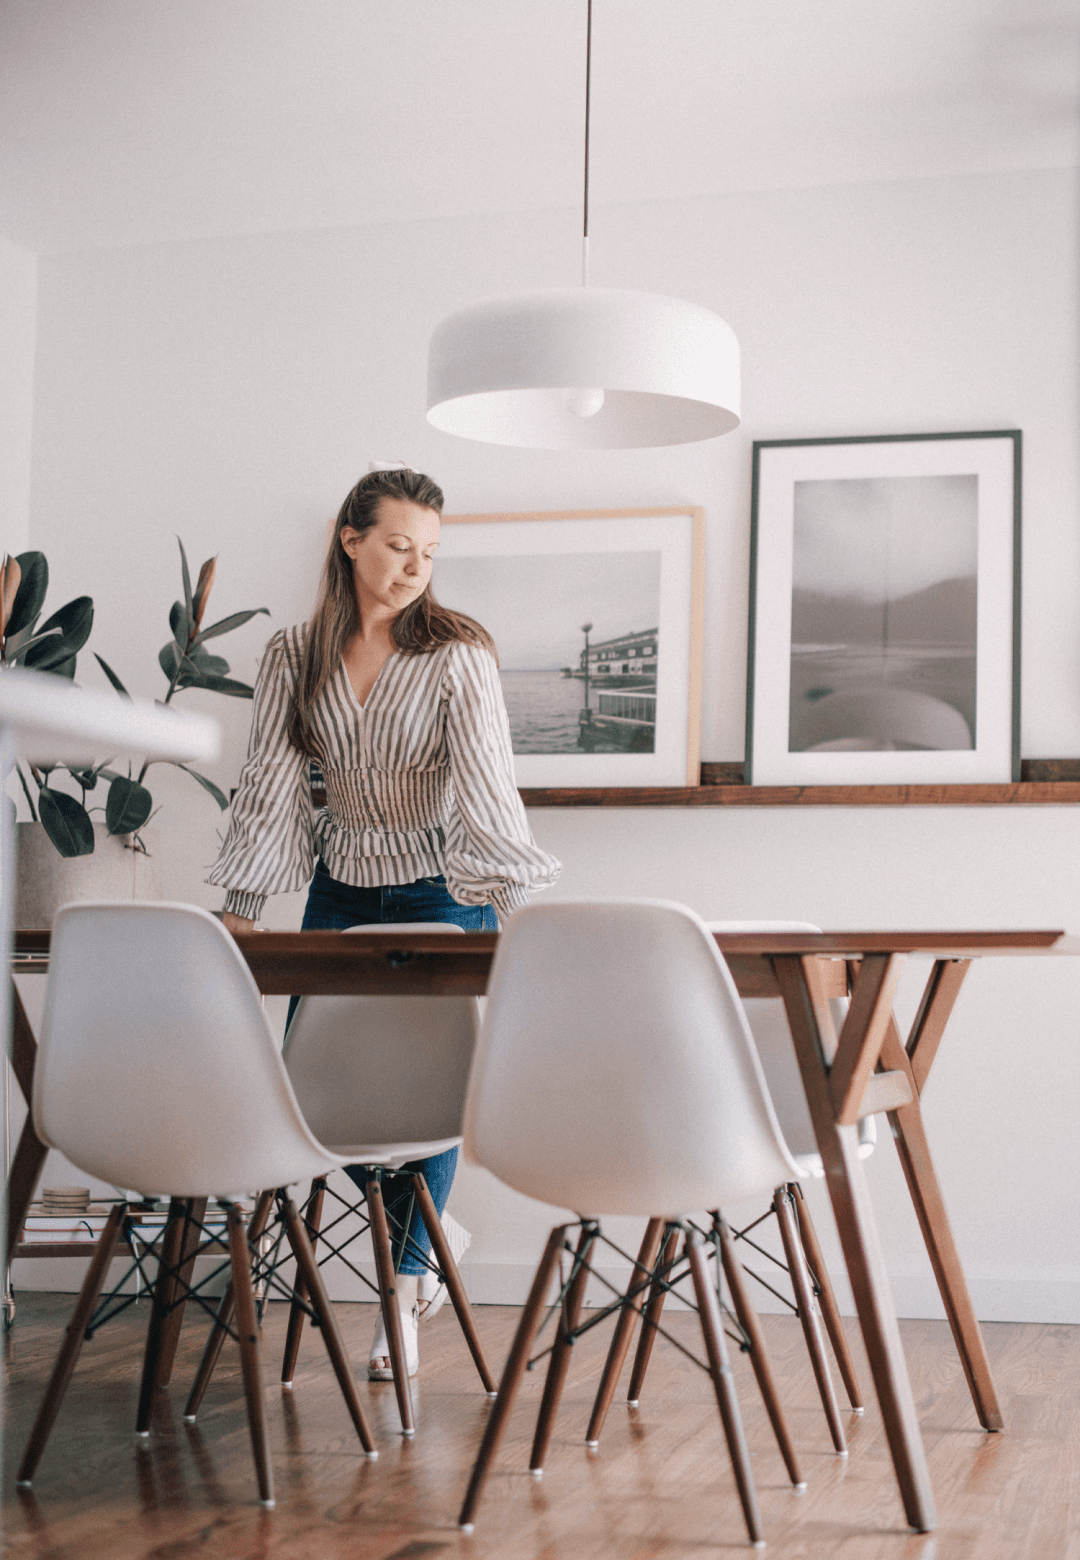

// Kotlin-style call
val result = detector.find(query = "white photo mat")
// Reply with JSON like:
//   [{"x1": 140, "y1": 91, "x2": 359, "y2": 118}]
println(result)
[
  {"x1": 747, "y1": 433, "x2": 1021, "y2": 786},
  {"x1": 438, "y1": 508, "x2": 704, "y2": 787}
]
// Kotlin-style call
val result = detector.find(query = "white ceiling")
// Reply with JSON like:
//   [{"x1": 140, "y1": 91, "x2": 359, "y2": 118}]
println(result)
[{"x1": 1, "y1": 0, "x2": 1078, "y2": 255}]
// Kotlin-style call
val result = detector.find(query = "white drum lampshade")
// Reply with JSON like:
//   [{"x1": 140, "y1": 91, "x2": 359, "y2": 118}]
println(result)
[{"x1": 427, "y1": 287, "x2": 740, "y2": 450}]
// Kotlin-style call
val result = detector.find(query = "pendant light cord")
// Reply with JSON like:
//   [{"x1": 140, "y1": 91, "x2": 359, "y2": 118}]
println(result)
[{"x1": 582, "y1": 0, "x2": 592, "y2": 286}]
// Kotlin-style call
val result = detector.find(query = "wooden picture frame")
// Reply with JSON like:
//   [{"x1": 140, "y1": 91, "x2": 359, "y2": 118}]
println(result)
[
  {"x1": 437, "y1": 507, "x2": 704, "y2": 787},
  {"x1": 746, "y1": 431, "x2": 1022, "y2": 786}
]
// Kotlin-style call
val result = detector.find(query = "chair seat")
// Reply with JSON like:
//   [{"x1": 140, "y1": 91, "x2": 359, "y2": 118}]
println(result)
[{"x1": 322, "y1": 1135, "x2": 463, "y2": 1166}]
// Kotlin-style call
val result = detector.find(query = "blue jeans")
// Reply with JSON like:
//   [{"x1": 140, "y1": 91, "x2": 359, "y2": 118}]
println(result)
[{"x1": 292, "y1": 859, "x2": 495, "y2": 1275}]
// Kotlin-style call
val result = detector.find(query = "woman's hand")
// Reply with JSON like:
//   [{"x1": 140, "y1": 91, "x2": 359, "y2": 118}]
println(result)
[{"x1": 222, "y1": 911, "x2": 256, "y2": 937}]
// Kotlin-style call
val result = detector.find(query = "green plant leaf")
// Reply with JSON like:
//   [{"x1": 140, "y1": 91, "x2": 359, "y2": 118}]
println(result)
[
  {"x1": 178, "y1": 765, "x2": 229, "y2": 809},
  {"x1": 193, "y1": 607, "x2": 270, "y2": 644},
  {"x1": 24, "y1": 596, "x2": 94, "y2": 670},
  {"x1": 10, "y1": 626, "x2": 62, "y2": 663},
  {"x1": 38, "y1": 787, "x2": 95, "y2": 857},
  {"x1": 169, "y1": 598, "x2": 192, "y2": 646},
  {"x1": 65, "y1": 766, "x2": 98, "y2": 791},
  {"x1": 7, "y1": 552, "x2": 48, "y2": 637},
  {"x1": 187, "y1": 673, "x2": 255, "y2": 699},
  {"x1": 178, "y1": 539, "x2": 194, "y2": 634},
  {"x1": 94, "y1": 653, "x2": 131, "y2": 698},
  {"x1": 105, "y1": 775, "x2": 153, "y2": 835},
  {"x1": 158, "y1": 640, "x2": 186, "y2": 679},
  {"x1": 187, "y1": 646, "x2": 230, "y2": 677}
]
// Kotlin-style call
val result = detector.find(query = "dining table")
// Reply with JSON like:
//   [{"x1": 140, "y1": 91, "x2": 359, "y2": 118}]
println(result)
[{"x1": 6, "y1": 922, "x2": 1070, "y2": 1534}]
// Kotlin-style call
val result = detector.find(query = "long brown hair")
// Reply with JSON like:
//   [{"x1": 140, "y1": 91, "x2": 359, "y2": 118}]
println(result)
[{"x1": 287, "y1": 467, "x2": 495, "y2": 756}]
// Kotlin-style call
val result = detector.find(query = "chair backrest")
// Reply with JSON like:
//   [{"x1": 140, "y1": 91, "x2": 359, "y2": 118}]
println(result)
[
  {"x1": 708, "y1": 920, "x2": 873, "y2": 1166},
  {"x1": 34, "y1": 902, "x2": 338, "y2": 1199},
  {"x1": 462, "y1": 900, "x2": 805, "y2": 1219},
  {"x1": 282, "y1": 923, "x2": 480, "y2": 1161}
]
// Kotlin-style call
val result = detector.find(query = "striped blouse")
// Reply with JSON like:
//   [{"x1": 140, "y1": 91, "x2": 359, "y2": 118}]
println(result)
[{"x1": 207, "y1": 626, "x2": 560, "y2": 923}]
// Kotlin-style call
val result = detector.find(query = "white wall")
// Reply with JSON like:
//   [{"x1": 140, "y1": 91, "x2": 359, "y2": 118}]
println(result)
[
  {"x1": 12, "y1": 165, "x2": 1080, "y2": 1322},
  {"x1": 0, "y1": 234, "x2": 37, "y2": 560}
]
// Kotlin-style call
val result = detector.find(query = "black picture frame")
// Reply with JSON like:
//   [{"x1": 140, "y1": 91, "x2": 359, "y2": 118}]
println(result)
[{"x1": 746, "y1": 430, "x2": 1021, "y2": 786}]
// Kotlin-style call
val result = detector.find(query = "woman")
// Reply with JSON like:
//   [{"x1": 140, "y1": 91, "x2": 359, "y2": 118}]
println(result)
[{"x1": 210, "y1": 465, "x2": 561, "y2": 1379}]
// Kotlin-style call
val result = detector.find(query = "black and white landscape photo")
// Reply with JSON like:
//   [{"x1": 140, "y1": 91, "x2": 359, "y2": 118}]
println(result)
[
  {"x1": 788, "y1": 474, "x2": 978, "y2": 753},
  {"x1": 434, "y1": 549, "x2": 661, "y2": 754}
]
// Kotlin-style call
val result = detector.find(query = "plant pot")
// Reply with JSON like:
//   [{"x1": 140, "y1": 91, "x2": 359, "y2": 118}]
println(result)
[{"x1": 15, "y1": 821, "x2": 162, "y2": 929}]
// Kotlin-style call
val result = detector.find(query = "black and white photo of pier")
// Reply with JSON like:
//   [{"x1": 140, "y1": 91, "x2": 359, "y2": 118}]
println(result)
[
  {"x1": 434, "y1": 549, "x2": 661, "y2": 754},
  {"x1": 788, "y1": 474, "x2": 978, "y2": 753}
]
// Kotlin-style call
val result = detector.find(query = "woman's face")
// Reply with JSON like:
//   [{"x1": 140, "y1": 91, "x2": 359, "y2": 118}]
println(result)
[{"x1": 341, "y1": 497, "x2": 440, "y2": 618}]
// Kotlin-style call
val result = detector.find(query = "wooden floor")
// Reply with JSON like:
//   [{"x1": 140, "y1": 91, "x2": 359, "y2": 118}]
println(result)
[{"x1": 3, "y1": 1291, "x2": 1078, "y2": 1559}]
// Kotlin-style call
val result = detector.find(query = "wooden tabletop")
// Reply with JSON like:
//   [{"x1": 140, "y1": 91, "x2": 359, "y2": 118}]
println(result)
[{"x1": 11, "y1": 926, "x2": 1069, "y2": 997}]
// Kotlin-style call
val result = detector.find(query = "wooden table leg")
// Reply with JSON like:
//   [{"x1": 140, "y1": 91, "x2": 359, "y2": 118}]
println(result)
[
  {"x1": 775, "y1": 954, "x2": 938, "y2": 1533},
  {"x1": 878, "y1": 992, "x2": 1004, "y2": 1432},
  {"x1": 6, "y1": 1117, "x2": 48, "y2": 1263},
  {"x1": 6, "y1": 981, "x2": 46, "y2": 1261}
]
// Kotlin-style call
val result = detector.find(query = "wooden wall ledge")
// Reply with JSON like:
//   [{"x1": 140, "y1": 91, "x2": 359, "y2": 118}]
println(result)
[
  {"x1": 518, "y1": 760, "x2": 1080, "y2": 809},
  {"x1": 312, "y1": 761, "x2": 1080, "y2": 811}
]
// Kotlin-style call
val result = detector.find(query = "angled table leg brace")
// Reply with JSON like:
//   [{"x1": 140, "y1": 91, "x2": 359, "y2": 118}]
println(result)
[{"x1": 869, "y1": 957, "x2": 1003, "y2": 1433}]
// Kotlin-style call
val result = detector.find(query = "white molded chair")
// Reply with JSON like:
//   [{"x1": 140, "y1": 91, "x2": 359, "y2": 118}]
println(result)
[
  {"x1": 457, "y1": 899, "x2": 812, "y2": 1547},
  {"x1": 17, "y1": 902, "x2": 378, "y2": 1506},
  {"x1": 186, "y1": 923, "x2": 494, "y2": 1440},
  {"x1": 588, "y1": 922, "x2": 873, "y2": 1460}
]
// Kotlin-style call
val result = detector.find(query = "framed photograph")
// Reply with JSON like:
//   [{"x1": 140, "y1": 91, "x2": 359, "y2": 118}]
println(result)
[
  {"x1": 436, "y1": 507, "x2": 704, "y2": 787},
  {"x1": 746, "y1": 431, "x2": 1021, "y2": 785}
]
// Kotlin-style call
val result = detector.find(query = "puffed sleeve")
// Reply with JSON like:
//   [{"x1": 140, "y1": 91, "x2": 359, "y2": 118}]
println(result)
[
  {"x1": 441, "y1": 640, "x2": 561, "y2": 922},
  {"x1": 206, "y1": 627, "x2": 315, "y2": 920}
]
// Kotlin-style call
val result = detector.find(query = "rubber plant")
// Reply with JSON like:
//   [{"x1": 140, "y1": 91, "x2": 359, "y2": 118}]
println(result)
[
  {"x1": 0, "y1": 551, "x2": 97, "y2": 854},
  {"x1": 1, "y1": 542, "x2": 268, "y2": 857}
]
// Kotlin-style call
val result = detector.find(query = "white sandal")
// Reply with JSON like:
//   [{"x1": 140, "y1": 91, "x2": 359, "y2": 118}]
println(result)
[
  {"x1": 418, "y1": 1212, "x2": 472, "y2": 1322},
  {"x1": 368, "y1": 1301, "x2": 419, "y2": 1381}
]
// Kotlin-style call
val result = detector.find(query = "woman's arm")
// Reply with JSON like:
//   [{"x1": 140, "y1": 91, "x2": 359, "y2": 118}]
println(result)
[
  {"x1": 441, "y1": 642, "x2": 561, "y2": 922},
  {"x1": 207, "y1": 628, "x2": 316, "y2": 920}
]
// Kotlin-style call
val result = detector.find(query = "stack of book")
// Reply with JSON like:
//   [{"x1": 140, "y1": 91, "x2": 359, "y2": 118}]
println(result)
[
  {"x1": 21, "y1": 1197, "x2": 238, "y2": 1246},
  {"x1": 22, "y1": 1198, "x2": 111, "y2": 1244}
]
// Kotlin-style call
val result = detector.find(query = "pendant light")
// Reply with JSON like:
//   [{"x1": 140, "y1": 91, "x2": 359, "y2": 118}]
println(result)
[{"x1": 426, "y1": 1, "x2": 740, "y2": 450}]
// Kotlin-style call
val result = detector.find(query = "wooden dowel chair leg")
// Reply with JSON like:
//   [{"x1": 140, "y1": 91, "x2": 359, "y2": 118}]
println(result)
[
  {"x1": 282, "y1": 1178, "x2": 325, "y2": 1386},
  {"x1": 410, "y1": 1172, "x2": 497, "y2": 1395},
  {"x1": 227, "y1": 1202, "x2": 275, "y2": 1508},
  {"x1": 184, "y1": 1189, "x2": 276, "y2": 1422},
  {"x1": 774, "y1": 1187, "x2": 847, "y2": 1456},
  {"x1": 154, "y1": 1197, "x2": 208, "y2": 1389},
  {"x1": 458, "y1": 1225, "x2": 568, "y2": 1533},
  {"x1": 16, "y1": 1204, "x2": 127, "y2": 1486},
  {"x1": 364, "y1": 1172, "x2": 415, "y2": 1437},
  {"x1": 136, "y1": 1199, "x2": 188, "y2": 1434},
  {"x1": 185, "y1": 1281, "x2": 236, "y2": 1421},
  {"x1": 586, "y1": 1217, "x2": 665, "y2": 1446},
  {"x1": 627, "y1": 1224, "x2": 680, "y2": 1405},
  {"x1": 791, "y1": 1181, "x2": 863, "y2": 1412},
  {"x1": 278, "y1": 1193, "x2": 378, "y2": 1456},
  {"x1": 714, "y1": 1213, "x2": 804, "y2": 1488},
  {"x1": 530, "y1": 1221, "x2": 597, "y2": 1474},
  {"x1": 685, "y1": 1229, "x2": 765, "y2": 1549}
]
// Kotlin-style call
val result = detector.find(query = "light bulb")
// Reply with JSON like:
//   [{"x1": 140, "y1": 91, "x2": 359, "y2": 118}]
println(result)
[{"x1": 564, "y1": 386, "x2": 606, "y2": 418}]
